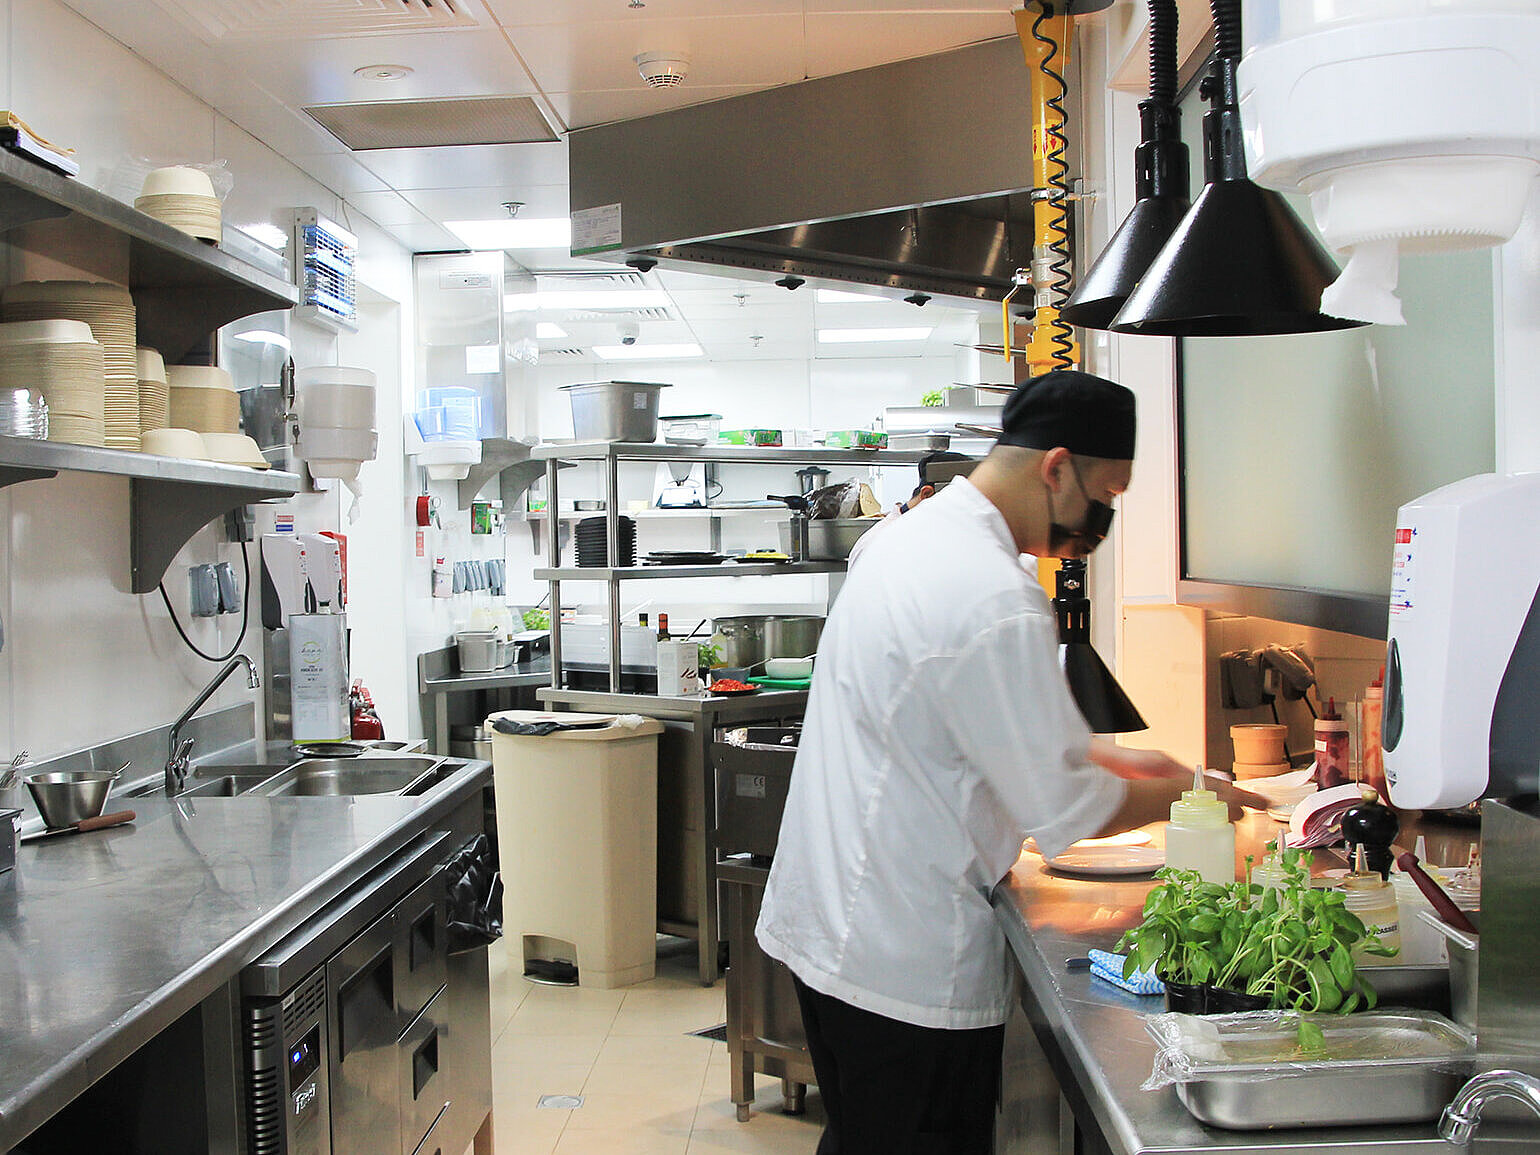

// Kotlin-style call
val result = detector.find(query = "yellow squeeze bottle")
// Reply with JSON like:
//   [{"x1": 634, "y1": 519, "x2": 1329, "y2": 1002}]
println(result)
[{"x1": 1164, "y1": 765, "x2": 1236, "y2": 884}]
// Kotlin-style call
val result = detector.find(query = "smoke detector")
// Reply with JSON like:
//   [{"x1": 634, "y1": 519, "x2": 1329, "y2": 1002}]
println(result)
[{"x1": 636, "y1": 51, "x2": 689, "y2": 88}]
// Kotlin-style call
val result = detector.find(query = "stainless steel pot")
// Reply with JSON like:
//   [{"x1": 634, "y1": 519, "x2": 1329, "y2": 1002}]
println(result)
[
  {"x1": 712, "y1": 615, "x2": 824, "y2": 667},
  {"x1": 807, "y1": 518, "x2": 878, "y2": 560}
]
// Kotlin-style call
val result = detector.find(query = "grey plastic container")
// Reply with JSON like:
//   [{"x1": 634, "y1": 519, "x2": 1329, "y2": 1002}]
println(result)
[{"x1": 563, "y1": 381, "x2": 669, "y2": 443}]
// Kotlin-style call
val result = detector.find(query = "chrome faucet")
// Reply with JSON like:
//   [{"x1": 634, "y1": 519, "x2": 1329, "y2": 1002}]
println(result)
[
  {"x1": 1440, "y1": 1069, "x2": 1540, "y2": 1144},
  {"x1": 165, "y1": 655, "x2": 260, "y2": 797}
]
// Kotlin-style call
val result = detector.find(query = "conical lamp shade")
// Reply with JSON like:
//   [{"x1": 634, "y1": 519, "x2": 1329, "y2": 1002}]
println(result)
[
  {"x1": 1109, "y1": 180, "x2": 1363, "y2": 336},
  {"x1": 1061, "y1": 193, "x2": 1190, "y2": 329},
  {"x1": 1060, "y1": 642, "x2": 1148, "y2": 734}
]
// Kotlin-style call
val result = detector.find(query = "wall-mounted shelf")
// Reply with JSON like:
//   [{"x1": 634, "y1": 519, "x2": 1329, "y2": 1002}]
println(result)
[
  {"x1": 0, "y1": 149, "x2": 298, "y2": 361},
  {"x1": 532, "y1": 441, "x2": 932, "y2": 467},
  {"x1": 0, "y1": 435, "x2": 300, "y2": 592},
  {"x1": 536, "y1": 562, "x2": 844, "y2": 581}
]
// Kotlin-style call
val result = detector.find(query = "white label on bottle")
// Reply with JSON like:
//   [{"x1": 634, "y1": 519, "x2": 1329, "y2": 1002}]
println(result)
[{"x1": 1390, "y1": 525, "x2": 1417, "y2": 616}]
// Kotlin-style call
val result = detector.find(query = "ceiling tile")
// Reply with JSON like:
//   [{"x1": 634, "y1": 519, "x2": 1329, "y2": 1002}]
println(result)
[
  {"x1": 351, "y1": 141, "x2": 568, "y2": 190},
  {"x1": 543, "y1": 85, "x2": 763, "y2": 132},
  {"x1": 347, "y1": 190, "x2": 434, "y2": 226},
  {"x1": 291, "y1": 152, "x2": 395, "y2": 195},
  {"x1": 485, "y1": 0, "x2": 805, "y2": 27},
  {"x1": 401, "y1": 184, "x2": 570, "y2": 223},
  {"x1": 802, "y1": 17, "x2": 1017, "y2": 76}
]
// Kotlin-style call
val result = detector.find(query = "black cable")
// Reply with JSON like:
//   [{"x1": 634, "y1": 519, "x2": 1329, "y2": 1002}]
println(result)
[
  {"x1": 1030, "y1": 4, "x2": 1077, "y2": 369},
  {"x1": 157, "y1": 539, "x2": 251, "y2": 663}
]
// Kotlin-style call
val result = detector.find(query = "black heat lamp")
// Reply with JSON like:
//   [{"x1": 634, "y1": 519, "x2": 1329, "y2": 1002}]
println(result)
[
  {"x1": 1109, "y1": 0, "x2": 1367, "y2": 336},
  {"x1": 1054, "y1": 558, "x2": 1147, "y2": 734},
  {"x1": 1061, "y1": 0, "x2": 1190, "y2": 330}
]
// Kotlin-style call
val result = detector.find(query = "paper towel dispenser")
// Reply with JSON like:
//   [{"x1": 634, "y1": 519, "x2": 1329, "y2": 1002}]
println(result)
[{"x1": 1383, "y1": 472, "x2": 1540, "y2": 809}]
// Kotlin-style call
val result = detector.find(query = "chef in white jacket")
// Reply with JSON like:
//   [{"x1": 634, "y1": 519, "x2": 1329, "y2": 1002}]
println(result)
[
  {"x1": 757, "y1": 370, "x2": 1255, "y2": 1154},
  {"x1": 845, "y1": 450, "x2": 974, "y2": 569}
]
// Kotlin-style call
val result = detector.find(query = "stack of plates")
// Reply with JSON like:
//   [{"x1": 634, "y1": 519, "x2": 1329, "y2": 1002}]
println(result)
[
  {"x1": 166, "y1": 364, "x2": 240, "y2": 434},
  {"x1": 575, "y1": 516, "x2": 636, "y2": 568},
  {"x1": 134, "y1": 166, "x2": 221, "y2": 244},
  {"x1": 2, "y1": 282, "x2": 137, "y2": 450},
  {"x1": 136, "y1": 346, "x2": 169, "y2": 433},
  {"x1": 0, "y1": 319, "x2": 104, "y2": 446},
  {"x1": 644, "y1": 551, "x2": 731, "y2": 566}
]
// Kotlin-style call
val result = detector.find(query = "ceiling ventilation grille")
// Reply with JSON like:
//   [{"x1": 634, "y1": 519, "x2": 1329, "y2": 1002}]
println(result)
[
  {"x1": 568, "y1": 307, "x2": 672, "y2": 322},
  {"x1": 304, "y1": 96, "x2": 557, "y2": 150},
  {"x1": 534, "y1": 272, "x2": 651, "y2": 291},
  {"x1": 543, "y1": 348, "x2": 587, "y2": 359},
  {"x1": 153, "y1": 0, "x2": 478, "y2": 40}
]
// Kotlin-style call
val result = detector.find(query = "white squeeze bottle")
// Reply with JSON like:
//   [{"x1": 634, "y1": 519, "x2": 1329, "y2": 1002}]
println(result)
[{"x1": 1165, "y1": 765, "x2": 1236, "y2": 884}]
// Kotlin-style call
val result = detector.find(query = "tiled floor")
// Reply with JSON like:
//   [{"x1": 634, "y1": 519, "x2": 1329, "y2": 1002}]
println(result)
[{"x1": 488, "y1": 939, "x2": 827, "y2": 1154}]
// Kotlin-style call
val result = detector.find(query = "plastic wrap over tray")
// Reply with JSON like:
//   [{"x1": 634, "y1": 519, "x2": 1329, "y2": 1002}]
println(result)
[{"x1": 1143, "y1": 1010, "x2": 1475, "y2": 1129}]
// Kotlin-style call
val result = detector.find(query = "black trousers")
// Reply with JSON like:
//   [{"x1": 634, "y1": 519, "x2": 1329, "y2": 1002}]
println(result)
[{"x1": 792, "y1": 974, "x2": 1004, "y2": 1155}]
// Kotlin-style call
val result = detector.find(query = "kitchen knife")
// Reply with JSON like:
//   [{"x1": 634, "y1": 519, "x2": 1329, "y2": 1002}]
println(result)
[{"x1": 21, "y1": 810, "x2": 136, "y2": 844}]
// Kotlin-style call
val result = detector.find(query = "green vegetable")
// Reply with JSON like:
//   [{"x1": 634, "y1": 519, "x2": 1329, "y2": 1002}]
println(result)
[
  {"x1": 1117, "y1": 844, "x2": 1394, "y2": 1017},
  {"x1": 921, "y1": 389, "x2": 944, "y2": 407},
  {"x1": 522, "y1": 608, "x2": 550, "y2": 631},
  {"x1": 698, "y1": 642, "x2": 724, "y2": 670}
]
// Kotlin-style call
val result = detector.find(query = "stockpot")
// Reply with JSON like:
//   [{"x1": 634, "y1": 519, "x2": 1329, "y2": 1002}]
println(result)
[{"x1": 712, "y1": 615, "x2": 824, "y2": 668}]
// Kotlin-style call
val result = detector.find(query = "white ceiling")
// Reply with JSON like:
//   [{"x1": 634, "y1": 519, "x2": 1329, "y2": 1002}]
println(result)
[{"x1": 61, "y1": 0, "x2": 1035, "y2": 363}]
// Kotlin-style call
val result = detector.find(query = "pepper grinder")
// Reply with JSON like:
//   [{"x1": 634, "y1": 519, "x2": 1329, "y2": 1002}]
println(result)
[{"x1": 1340, "y1": 785, "x2": 1399, "y2": 879}]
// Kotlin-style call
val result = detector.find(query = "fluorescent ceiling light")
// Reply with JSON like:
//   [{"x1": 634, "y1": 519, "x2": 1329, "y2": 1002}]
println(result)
[
  {"x1": 815, "y1": 288, "x2": 889, "y2": 303},
  {"x1": 536, "y1": 322, "x2": 569, "y2": 339},
  {"x1": 230, "y1": 329, "x2": 291, "y2": 350},
  {"x1": 592, "y1": 342, "x2": 704, "y2": 360},
  {"x1": 505, "y1": 289, "x2": 671, "y2": 312},
  {"x1": 816, "y1": 327, "x2": 934, "y2": 343},
  {"x1": 447, "y1": 217, "x2": 572, "y2": 250}
]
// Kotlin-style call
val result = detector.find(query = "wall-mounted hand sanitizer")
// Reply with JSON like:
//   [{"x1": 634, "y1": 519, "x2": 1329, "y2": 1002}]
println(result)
[{"x1": 1383, "y1": 472, "x2": 1540, "y2": 809}]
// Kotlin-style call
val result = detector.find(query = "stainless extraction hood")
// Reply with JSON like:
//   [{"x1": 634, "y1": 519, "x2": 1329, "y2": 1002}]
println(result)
[{"x1": 568, "y1": 38, "x2": 1040, "y2": 304}]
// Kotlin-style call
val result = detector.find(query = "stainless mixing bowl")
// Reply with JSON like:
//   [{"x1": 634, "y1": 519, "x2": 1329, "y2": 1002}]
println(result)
[{"x1": 25, "y1": 770, "x2": 117, "y2": 829}]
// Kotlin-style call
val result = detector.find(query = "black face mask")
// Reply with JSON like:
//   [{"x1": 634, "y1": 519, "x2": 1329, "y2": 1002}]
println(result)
[{"x1": 1047, "y1": 458, "x2": 1116, "y2": 556}]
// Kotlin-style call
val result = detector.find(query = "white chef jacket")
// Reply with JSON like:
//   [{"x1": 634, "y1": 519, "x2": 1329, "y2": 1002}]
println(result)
[
  {"x1": 844, "y1": 503, "x2": 904, "y2": 568},
  {"x1": 756, "y1": 477, "x2": 1126, "y2": 1030}
]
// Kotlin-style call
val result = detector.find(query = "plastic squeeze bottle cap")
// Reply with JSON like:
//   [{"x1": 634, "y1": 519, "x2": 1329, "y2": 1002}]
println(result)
[{"x1": 1171, "y1": 764, "x2": 1230, "y2": 828}]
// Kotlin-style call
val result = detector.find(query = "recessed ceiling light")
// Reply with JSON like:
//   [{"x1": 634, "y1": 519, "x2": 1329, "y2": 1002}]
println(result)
[
  {"x1": 446, "y1": 218, "x2": 572, "y2": 250},
  {"x1": 354, "y1": 64, "x2": 413, "y2": 81},
  {"x1": 815, "y1": 288, "x2": 889, "y2": 303},
  {"x1": 536, "y1": 322, "x2": 569, "y2": 339},
  {"x1": 504, "y1": 289, "x2": 671, "y2": 312},
  {"x1": 816, "y1": 327, "x2": 934, "y2": 343},
  {"x1": 592, "y1": 342, "x2": 703, "y2": 360}
]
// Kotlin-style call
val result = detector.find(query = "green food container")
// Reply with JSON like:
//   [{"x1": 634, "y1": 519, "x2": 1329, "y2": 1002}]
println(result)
[
  {"x1": 718, "y1": 428, "x2": 783, "y2": 447},
  {"x1": 823, "y1": 429, "x2": 888, "y2": 449}
]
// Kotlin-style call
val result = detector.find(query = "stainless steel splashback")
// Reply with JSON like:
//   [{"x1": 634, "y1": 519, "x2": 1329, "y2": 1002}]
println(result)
[
  {"x1": 1478, "y1": 799, "x2": 1540, "y2": 1072},
  {"x1": 568, "y1": 38, "x2": 1045, "y2": 303}
]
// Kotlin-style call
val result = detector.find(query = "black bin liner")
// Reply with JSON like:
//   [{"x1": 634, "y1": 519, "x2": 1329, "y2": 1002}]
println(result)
[{"x1": 444, "y1": 834, "x2": 503, "y2": 955}]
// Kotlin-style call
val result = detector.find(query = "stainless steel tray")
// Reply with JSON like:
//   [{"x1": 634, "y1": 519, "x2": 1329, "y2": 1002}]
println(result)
[{"x1": 1166, "y1": 1012, "x2": 1474, "y2": 1130}]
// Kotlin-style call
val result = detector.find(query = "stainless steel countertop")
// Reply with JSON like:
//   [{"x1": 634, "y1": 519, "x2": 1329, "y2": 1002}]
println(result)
[
  {"x1": 0, "y1": 761, "x2": 490, "y2": 1149},
  {"x1": 417, "y1": 648, "x2": 552, "y2": 694},
  {"x1": 990, "y1": 812, "x2": 1498, "y2": 1154}
]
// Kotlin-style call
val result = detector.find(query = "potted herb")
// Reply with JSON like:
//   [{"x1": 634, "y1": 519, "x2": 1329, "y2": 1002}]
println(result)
[{"x1": 1117, "y1": 868, "x2": 1231, "y2": 1013}]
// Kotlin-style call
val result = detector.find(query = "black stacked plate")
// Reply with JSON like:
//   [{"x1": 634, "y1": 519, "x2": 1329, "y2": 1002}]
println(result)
[{"x1": 575, "y1": 516, "x2": 636, "y2": 567}]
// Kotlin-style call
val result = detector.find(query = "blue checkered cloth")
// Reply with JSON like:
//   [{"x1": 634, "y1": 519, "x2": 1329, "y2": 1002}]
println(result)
[{"x1": 1088, "y1": 949, "x2": 1166, "y2": 996}]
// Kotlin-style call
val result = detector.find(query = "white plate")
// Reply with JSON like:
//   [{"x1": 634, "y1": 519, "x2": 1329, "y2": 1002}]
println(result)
[{"x1": 1045, "y1": 844, "x2": 1165, "y2": 876}]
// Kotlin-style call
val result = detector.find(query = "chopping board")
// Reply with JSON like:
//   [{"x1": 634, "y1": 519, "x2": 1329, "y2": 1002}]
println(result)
[{"x1": 748, "y1": 675, "x2": 812, "y2": 690}]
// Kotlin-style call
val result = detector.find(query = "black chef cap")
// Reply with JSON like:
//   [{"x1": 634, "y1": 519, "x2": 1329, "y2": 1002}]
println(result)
[
  {"x1": 997, "y1": 369, "x2": 1136, "y2": 459},
  {"x1": 918, "y1": 450, "x2": 972, "y2": 486}
]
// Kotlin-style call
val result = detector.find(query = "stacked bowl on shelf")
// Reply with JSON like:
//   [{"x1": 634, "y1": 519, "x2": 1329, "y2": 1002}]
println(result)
[
  {"x1": 0, "y1": 319, "x2": 103, "y2": 445},
  {"x1": 167, "y1": 364, "x2": 240, "y2": 434},
  {"x1": 2, "y1": 281, "x2": 137, "y2": 450},
  {"x1": 134, "y1": 166, "x2": 221, "y2": 243},
  {"x1": 136, "y1": 346, "x2": 169, "y2": 433},
  {"x1": 295, "y1": 366, "x2": 378, "y2": 480}
]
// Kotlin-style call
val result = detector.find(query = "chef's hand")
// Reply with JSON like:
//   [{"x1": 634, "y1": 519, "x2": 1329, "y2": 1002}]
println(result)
[{"x1": 1088, "y1": 738, "x2": 1190, "y2": 781}]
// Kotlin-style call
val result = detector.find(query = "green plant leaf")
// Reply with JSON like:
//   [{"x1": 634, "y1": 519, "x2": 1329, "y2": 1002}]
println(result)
[
  {"x1": 1329, "y1": 943, "x2": 1355, "y2": 990},
  {"x1": 1296, "y1": 1017, "x2": 1328, "y2": 1056}
]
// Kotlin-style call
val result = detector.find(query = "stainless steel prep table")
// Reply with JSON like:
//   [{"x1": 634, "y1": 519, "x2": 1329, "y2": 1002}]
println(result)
[
  {"x1": 538, "y1": 686, "x2": 808, "y2": 984},
  {"x1": 0, "y1": 762, "x2": 493, "y2": 1152},
  {"x1": 418, "y1": 647, "x2": 552, "y2": 753},
  {"x1": 988, "y1": 811, "x2": 1518, "y2": 1155}
]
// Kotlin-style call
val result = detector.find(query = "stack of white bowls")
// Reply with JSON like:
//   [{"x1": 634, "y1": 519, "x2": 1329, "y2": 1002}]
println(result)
[
  {"x1": 167, "y1": 364, "x2": 240, "y2": 434},
  {"x1": 0, "y1": 320, "x2": 104, "y2": 446},
  {"x1": 136, "y1": 346, "x2": 169, "y2": 433},
  {"x1": 295, "y1": 366, "x2": 377, "y2": 481},
  {"x1": 134, "y1": 166, "x2": 221, "y2": 243},
  {"x1": 2, "y1": 281, "x2": 137, "y2": 450},
  {"x1": 141, "y1": 427, "x2": 207, "y2": 460}
]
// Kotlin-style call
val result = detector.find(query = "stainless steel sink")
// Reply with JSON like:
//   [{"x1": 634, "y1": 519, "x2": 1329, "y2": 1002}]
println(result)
[
  {"x1": 179, "y1": 774, "x2": 274, "y2": 798},
  {"x1": 245, "y1": 756, "x2": 445, "y2": 798}
]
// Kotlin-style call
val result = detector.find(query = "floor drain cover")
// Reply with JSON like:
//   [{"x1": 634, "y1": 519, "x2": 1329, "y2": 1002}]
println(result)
[
  {"x1": 690, "y1": 1023, "x2": 728, "y2": 1042},
  {"x1": 538, "y1": 1094, "x2": 583, "y2": 1110}
]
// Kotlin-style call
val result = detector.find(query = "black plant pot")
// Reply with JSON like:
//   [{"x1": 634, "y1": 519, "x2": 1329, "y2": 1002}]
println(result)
[
  {"x1": 1209, "y1": 986, "x2": 1271, "y2": 1013},
  {"x1": 1162, "y1": 978, "x2": 1210, "y2": 1015}
]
